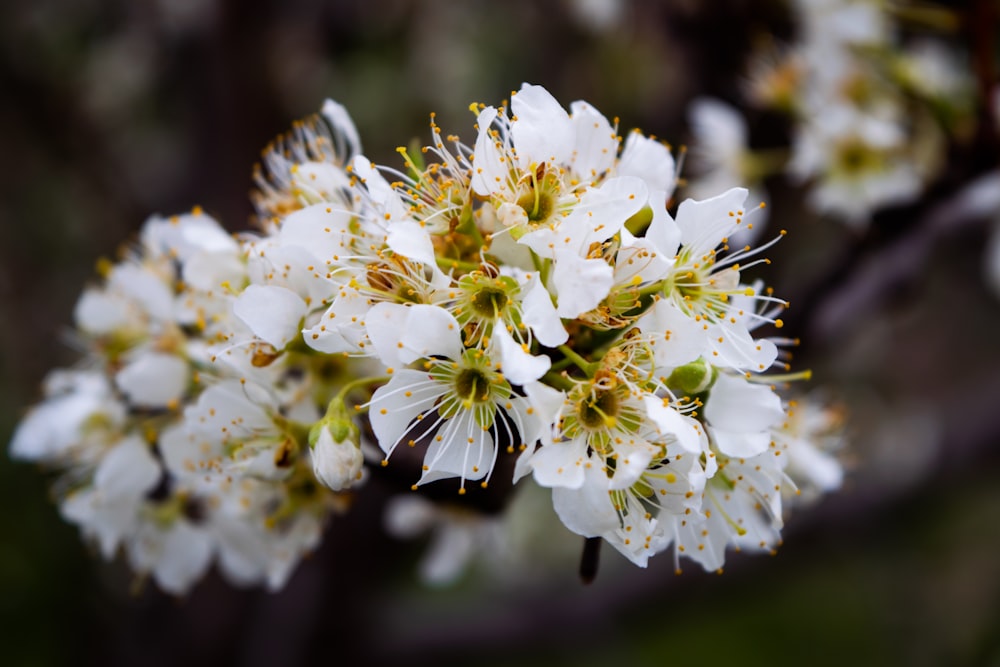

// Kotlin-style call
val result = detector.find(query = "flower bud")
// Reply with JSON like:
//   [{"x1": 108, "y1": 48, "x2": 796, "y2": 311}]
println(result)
[
  {"x1": 665, "y1": 358, "x2": 717, "y2": 396},
  {"x1": 309, "y1": 418, "x2": 363, "y2": 491}
]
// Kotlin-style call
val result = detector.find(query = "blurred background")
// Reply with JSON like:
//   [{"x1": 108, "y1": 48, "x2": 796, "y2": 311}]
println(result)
[{"x1": 1, "y1": 0, "x2": 999, "y2": 665}]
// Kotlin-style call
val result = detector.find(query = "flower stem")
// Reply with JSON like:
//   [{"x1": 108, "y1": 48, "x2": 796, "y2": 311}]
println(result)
[
  {"x1": 558, "y1": 345, "x2": 597, "y2": 375},
  {"x1": 331, "y1": 375, "x2": 391, "y2": 414},
  {"x1": 541, "y1": 371, "x2": 575, "y2": 391}
]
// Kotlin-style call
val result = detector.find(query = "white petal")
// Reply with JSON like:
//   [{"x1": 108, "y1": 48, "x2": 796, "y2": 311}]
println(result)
[
  {"x1": 552, "y1": 251, "x2": 614, "y2": 318},
  {"x1": 710, "y1": 427, "x2": 771, "y2": 458},
  {"x1": 491, "y1": 326, "x2": 549, "y2": 385},
  {"x1": 530, "y1": 438, "x2": 589, "y2": 489},
  {"x1": 159, "y1": 424, "x2": 213, "y2": 479},
  {"x1": 94, "y1": 436, "x2": 161, "y2": 500},
  {"x1": 148, "y1": 522, "x2": 214, "y2": 595},
  {"x1": 643, "y1": 396, "x2": 704, "y2": 453},
  {"x1": 108, "y1": 264, "x2": 175, "y2": 322},
  {"x1": 233, "y1": 284, "x2": 307, "y2": 348},
  {"x1": 290, "y1": 161, "x2": 354, "y2": 203},
  {"x1": 321, "y1": 98, "x2": 362, "y2": 158},
  {"x1": 612, "y1": 236, "x2": 671, "y2": 286},
  {"x1": 214, "y1": 523, "x2": 267, "y2": 587},
  {"x1": 635, "y1": 299, "x2": 704, "y2": 369},
  {"x1": 643, "y1": 189, "x2": 681, "y2": 257},
  {"x1": 689, "y1": 98, "x2": 747, "y2": 163},
  {"x1": 383, "y1": 495, "x2": 437, "y2": 538},
  {"x1": 675, "y1": 187, "x2": 749, "y2": 257},
  {"x1": 471, "y1": 107, "x2": 508, "y2": 196},
  {"x1": 707, "y1": 322, "x2": 778, "y2": 372},
  {"x1": 350, "y1": 156, "x2": 410, "y2": 223},
  {"x1": 520, "y1": 275, "x2": 567, "y2": 346},
  {"x1": 787, "y1": 441, "x2": 844, "y2": 492},
  {"x1": 551, "y1": 462, "x2": 618, "y2": 537},
  {"x1": 419, "y1": 523, "x2": 478, "y2": 586},
  {"x1": 247, "y1": 242, "x2": 336, "y2": 307},
  {"x1": 608, "y1": 438, "x2": 659, "y2": 490},
  {"x1": 185, "y1": 380, "x2": 274, "y2": 443},
  {"x1": 182, "y1": 250, "x2": 246, "y2": 292},
  {"x1": 368, "y1": 370, "x2": 443, "y2": 452},
  {"x1": 142, "y1": 212, "x2": 238, "y2": 259},
  {"x1": 523, "y1": 381, "x2": 566, "y2": 427},
  {"x1": 675, "y1": 512, "x2": 728, "y2": 572},
  {"x1": 366, "y1": 303, "x2": 462, "y2": 367},
  {"x1": 60, "y1": 489, "x2": 123, "y2": 559},
  {"x1": 279, "y1": 203, "x2": 355, "y2": 262},
  {"x1": 311, "y1": 427, "x2": 363, "y2": 491},
  {"x1": 73, "y1": 289, "x2": 129, "y2": 334},
  {"x1": 116, "y1": 352, "x2": 189, "y2": 408},
  {"x1": 10, "y1": 374, "x2": 124, "y2": 461},
  {"x1": 704, "y1": 373, "x2": 784, "y2": 433},
  {"x1": 569, "y1": 100, "x2": 617, "y2": 178},
  {"x1": 419, "y1": 411, "x2": 493, "y2": 483},
  {"x1": 511, "y1": 83, "x2": 574, "y2": 168},
  {"x1": 617, "y1": 131, "x2": 677, "y2": 196},
  {"x1": 302, "y1": 290, "x2": 370, "y2": 354},
  {"x1": 386, "y1": 220, "x2": 445, "y2": 274}
]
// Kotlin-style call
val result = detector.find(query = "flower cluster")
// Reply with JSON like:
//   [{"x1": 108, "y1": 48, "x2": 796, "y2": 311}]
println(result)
[
  {"x1": 11, "y1": 84, "x2": 843, "y2": 592},
  {"x1": 687, "y1": 0, "x2": 975, "y2": 227}
]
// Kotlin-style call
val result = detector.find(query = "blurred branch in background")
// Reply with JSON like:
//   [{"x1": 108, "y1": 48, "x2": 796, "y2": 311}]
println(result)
[{"x1": 1, "y1": 1, "x2": 999, "y2": 666}]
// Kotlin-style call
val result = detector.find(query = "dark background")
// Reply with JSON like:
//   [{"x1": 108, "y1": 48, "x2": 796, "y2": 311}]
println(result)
[{"x1": 2, "y1": 1, "x2": 999, "y2": 665}]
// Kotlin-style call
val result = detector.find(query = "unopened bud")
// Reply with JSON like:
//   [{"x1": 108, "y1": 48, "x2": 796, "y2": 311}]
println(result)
[
  {"x1": 309, "y1": 418, "x2": 363, "y2": 491},
  {"x1": 666, "y1": 358, "x2": 716, "y2": 396}
]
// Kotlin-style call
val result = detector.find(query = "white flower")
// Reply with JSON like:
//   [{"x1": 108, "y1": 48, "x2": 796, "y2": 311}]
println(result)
[
  {"x1": 603, "y1": 443, "x2": 707, "y2": 567},
  {"x1": 789, "y1": 105, "x2": 923, "y2": 225},
  {"x1": 649, "y1": 188, "x2": 781, "y2": 371},
  {"x1": 366, "y1": 303, "x2": 537, "y2": 490},
  {"x1": 384, "y1": 494, "x2": 507, "y2": 585},
  {"x1": 171, "y1": 378, "x2": 306, "y2": 480},
  {"x1": 9, "y1": 370, "x2": 126, "y2": 462},
  {"x1": 60, "y1": 435, "x2": 162, "y2": 559},
  {"x1": 127, "y1": 515, "x2": 215, "y2": 595},
  {"x1": 470, "y1": 84, "x2": 668, "y2": 267},
  {"x1": 526, "y1": 375, "x2": 708, "y2": 567},
  {"x1": 74, "y1": 260, "x2": 175, "y2": 337},
  {"x1": 776, "y1": 397, "x2": 846, "y2": 502},
  {"x1": 252, "y1": 99, "x2": 362, "y2": 222}
]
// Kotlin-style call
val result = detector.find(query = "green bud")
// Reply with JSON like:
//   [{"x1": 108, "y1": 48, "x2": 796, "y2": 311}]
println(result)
[{"x1": 666, "y1": 358, "x2": 717, "y2": 396}]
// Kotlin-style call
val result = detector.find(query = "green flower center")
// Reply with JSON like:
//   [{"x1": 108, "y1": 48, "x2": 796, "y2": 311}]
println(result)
[
  {"x1": 514, "y1": 165, "x2": 561, "y2": 226},
  {"x1": 517, "y1": 189, "x2": 555, "y2": 222},
  {"x1": 455, "y1": 368, "x2": 492, "y2": 404},
  {"x1": 471, "y1": 286, "x2": 508, "y2": 318},
  {"x1": 579, "y1": 389, "x2": 619, "y2": 429},
  {"x1": 836, "y1": 139, "x2": 884, "y2": 175}
]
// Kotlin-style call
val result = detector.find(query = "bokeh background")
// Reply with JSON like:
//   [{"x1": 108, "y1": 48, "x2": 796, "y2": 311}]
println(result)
[{"x1": 2, "y1": 0, "x2": 999, "y2": 665}]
